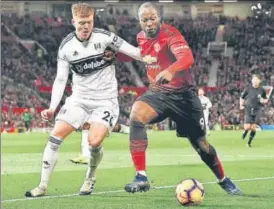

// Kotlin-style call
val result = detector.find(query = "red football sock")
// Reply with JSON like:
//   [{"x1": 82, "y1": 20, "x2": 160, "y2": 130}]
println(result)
[{"x1": 130, "y1": 140, "x2": 147, "y2": 171}]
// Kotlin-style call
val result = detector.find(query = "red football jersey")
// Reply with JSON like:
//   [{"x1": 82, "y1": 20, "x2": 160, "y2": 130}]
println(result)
[{"x1": 137, "y1": 23, "x2": 194, "y2": 92}]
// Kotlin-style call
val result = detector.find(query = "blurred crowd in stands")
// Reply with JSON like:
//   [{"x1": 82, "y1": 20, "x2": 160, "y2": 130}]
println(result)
[{"x1": 1, "y1": 8, "x2": 274, "y2": 131}]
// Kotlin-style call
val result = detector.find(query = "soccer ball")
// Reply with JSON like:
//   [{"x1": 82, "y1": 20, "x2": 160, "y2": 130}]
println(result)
[{"x1": 175, "y1": 179, "x2": 205, "y2": 206}]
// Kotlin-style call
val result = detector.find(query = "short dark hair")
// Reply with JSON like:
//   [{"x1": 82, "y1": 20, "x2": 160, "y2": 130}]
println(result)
[{"x1": 137, "y1": 2, "x2": 161, "y2": 19}]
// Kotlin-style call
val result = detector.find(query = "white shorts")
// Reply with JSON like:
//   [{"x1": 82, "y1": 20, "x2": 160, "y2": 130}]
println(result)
[{"x1": 55, "y1": 96, "x2": 119, "y2": 131}]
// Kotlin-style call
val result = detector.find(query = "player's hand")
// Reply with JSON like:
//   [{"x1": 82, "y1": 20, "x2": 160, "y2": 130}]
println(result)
[
  {"x1": 260, "y1": 98, "x2": 268, "y2": 104},
  {"x1": 103, "y1": 47, "x2": 116, "y2": 62},
  {"x1": 240, "y1": 105, "x2": 245, "y2": 110},
  {"x1": 41, "y1": 109, "x2": 55, "y2": 121},
  {"x1": 155, "y1": 70, "x2": 174, "y2": 85}
]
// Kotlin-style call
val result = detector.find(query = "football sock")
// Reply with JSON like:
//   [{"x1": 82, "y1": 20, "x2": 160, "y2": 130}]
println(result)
[
  {"x1": 242, "y1": 130, "x2": 248, "y2": 139},
  {"x1": 199, "y1": 144, "x2": 225, "y2": 180},
  {"x1": 120, "y1": 124, "x2": 130, "y2": 134},
  {"x1": 40, "y1": 136, "x2": 63, "y2": 187},
  {"x1": 129, "y1": 121, "x2": 148, "y2": 172},
  {"x1": 248, "y1": 130, "x2": 256, "y2": 145},
  {"x1": 81, "y1": 130, "x2": 90, "y2": 158},
  {"x1": 85, "y1": 146, "x2": 104, "y2": 179}
]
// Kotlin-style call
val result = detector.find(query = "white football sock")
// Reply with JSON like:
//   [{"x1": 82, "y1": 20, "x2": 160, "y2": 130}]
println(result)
[
  {"x1": 85, "y1": 146, "x2": 104, "y2": 179},
  {"x1": 81, "y1": 130, "x2": 90, "y2": 158},
  {"x1": 119, "y1": 124, "x2": 130, "y2": 134},
  {"x1": 137, "y1": 170, "x2": 147, "y2": 176},
  {"x1": 40, "y1": 136, "x2": 63, "y2": 187}
]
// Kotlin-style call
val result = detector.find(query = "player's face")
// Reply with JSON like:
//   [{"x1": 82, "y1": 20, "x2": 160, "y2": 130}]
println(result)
[
  {"x1": 251, "y1": 76, "x2": 260, "y2": 87},
  {"x1": 139, "y1": 8, "x2": 161, "y2": 38},
  {"x1": 198, "y1": 89, "x2": 204, "y2": 96},
  {"x1": 73, "y1": 15, "x2": 94, "y2": 41}
]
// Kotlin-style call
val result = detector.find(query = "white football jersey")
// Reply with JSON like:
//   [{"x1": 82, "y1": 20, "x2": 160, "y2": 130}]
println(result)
[
  {"x1": 199, "y1": 96, "x2": 212, "y2": 115},
  {"x1": 58, "y1": 28, "x2": 125, "y2": 99}
]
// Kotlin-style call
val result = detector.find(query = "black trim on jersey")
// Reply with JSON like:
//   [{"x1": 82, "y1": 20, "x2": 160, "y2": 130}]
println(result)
[
  {"x1": 70, "y1": 53, "x2": 104, "y2": 64},
  {"x1": 93, "y1": 28, "x2": 111, "y2": 36},
  {"x1": 70, "y1": 53, "x2": 113, "y2": 76},
  {"x1": 59, "y1": 32, "x2": 75, "y2": 50}
]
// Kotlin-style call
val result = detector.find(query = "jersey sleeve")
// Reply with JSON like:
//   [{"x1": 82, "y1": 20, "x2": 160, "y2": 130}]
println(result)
[
  {"x1": 107, "y1": 32, "x2": 142, "y2": 61},
  {"x1": 240, "y1": 88, "x2": 248, "y2": 99},
  {"x1": 165, "y1": 35, "x2": 194, "y2": 74},
  {"x1": 49, "y1": 47, "x2": 70, "y2": 111}
]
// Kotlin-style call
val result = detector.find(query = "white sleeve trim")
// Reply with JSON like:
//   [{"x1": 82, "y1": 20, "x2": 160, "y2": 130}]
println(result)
[{"x1": 49, "y1": 60, "x2": 69, "y2": 111}]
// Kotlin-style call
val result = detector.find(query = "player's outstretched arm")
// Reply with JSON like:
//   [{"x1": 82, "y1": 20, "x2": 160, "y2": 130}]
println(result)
[{"x1": 107, "y1": 32, "x2": 142, "y2": 62}]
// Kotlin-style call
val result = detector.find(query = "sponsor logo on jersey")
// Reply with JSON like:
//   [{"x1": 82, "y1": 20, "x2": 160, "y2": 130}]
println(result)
[
  {"x1": 142, "y1": 55, "x2": 157, "y2": 64},
  {"x1": 71, "y1": 54, "x2": 111, "y2": 75}
]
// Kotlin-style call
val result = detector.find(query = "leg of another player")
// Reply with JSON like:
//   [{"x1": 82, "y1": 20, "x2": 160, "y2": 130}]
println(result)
[
  {"x1": 79, "y1": 122, "x2": 108, "y2": 195},
  {"x1": 25, "y1": 121, "x2": 75, "y2": 197},
  {"x1": 247, "y1": 124, "x2": 257, "y2": 147},
  {"x1": 242, "y1": 123, "x2": 250, "y2": 140},
  {"x1": 189, "y1": 137, "x2": 242, "y2": 195},
  {"x1": 205, "y1": 114, "x2": 210, "y2": 136},
  {"x1": 124, "y1": 101, "x2": 158, "y2": 193},
  {"x1": 112, "y1": 123, "x2": 130, "y2": 134},
  {"x1": 70, "y1": 123, "x2": 90, "y2": 164}
]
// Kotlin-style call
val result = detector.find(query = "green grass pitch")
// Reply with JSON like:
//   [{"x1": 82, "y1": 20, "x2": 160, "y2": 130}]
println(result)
[{"x1": 1, "y1": 131, "x2": 274, "y2": 209}]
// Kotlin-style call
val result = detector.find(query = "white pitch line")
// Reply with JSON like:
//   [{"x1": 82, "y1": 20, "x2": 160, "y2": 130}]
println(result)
[{"x1": 2, "y1": 176, "x2": 274, "y2": 203}]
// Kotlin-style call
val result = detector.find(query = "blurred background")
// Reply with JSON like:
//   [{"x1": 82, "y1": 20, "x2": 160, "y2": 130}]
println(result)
[{"x1": 1, "y1": 0, "x2": 274, "y2": 133}]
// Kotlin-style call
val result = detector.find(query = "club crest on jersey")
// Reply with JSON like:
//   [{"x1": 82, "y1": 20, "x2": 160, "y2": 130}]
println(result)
[
  {"x1": 73, "y1": 51, "x2": 78, "y2": 56},
  {"x1": 154, "y1": 43, "x2": 160, "y2": 52},
  {"x1": 142, "y1": 55, "x2": 157, "y2": 64},
  {"x1": 76, "y1": 65, "x2": 84, "y2": 73},
  {"x1": 94, "y1": 43, "x2": 101, "y2": 50}
]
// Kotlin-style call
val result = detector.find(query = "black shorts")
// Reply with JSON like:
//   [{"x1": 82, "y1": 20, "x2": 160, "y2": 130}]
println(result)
[
  {"x1": 244, "y1": 108, "x2": 261, "y2": 124},
  {"x1": 137, "y1": 89, "x2": 206, "y2": 139}
]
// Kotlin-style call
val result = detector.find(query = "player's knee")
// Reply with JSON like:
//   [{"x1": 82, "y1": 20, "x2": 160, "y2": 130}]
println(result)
[
  {"x1": 129, "y1": 120, "x2": 147, "y2": 140},
  {"x1": 251, "y1": 125, "x2": 257, "y2": 131},
  {"x1": 244, "y1": 124, "x2": 251, "y2": 130},
  {"x1": 88, "y1": 133, "x2": 105, "y2": 147},
  {"x1": 130, "y1": 101, "x2": 157, "y2": 124},
  {"x1": 51, "y1": 122, "x2": 75, "y2": 139}
]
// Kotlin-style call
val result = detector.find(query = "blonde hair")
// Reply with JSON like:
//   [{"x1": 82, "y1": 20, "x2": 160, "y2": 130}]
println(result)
[{"x1": 71, "y1": 3, "x2": 95, "y2": 18}]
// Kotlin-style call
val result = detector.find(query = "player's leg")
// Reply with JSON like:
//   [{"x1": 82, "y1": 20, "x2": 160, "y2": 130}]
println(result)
[
  {"x1": 70, "y1": 123, "x2": 89, "y2": 164},
  {"x1": 79, "y1": 98, "x2": 119, "y2": 195},
  {"x1": 24, "y1": 121, "x2": 29, "y2": 132},
  {"x1": 175, "y1": 92, "x2": 241, "y2": 195},
  {"x1": 242, "y1": 111, "x2": 252, "y2": 140},
  {"x1": 247, "y1": 124, "x2": 257, "y2": 147},
  {"x1": 112, "y1": 123, "x2": 130, "y2": 134},
  {"x1": 125, "y1": 91, "x2": 166, "y2": 193},
  {"x1": 204, "y1": 112, "x2": 210, "y2": 136},
  {"x1": 25, "y1": 98, "x2": 86, "y2": 197},
  {"x1": 25, "y1": 121, "x2": 76, "y2": 197}
]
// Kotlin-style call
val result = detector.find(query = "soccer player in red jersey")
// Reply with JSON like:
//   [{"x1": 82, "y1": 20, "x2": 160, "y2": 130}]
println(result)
[{"x1": 123, "y1": 2, "x2": 242, "y2": 195}]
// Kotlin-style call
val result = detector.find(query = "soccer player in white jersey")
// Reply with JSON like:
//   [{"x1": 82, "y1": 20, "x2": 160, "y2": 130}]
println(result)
[
  {"x1": 25, "y1": 3, "x2": 141, "y2": 197},
  {"x1": 198, "y1": 88, "x2": 212, "y2": 135},
  {"x1": 70, "y1": 122, "x2": 130, "y2": 164}
]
